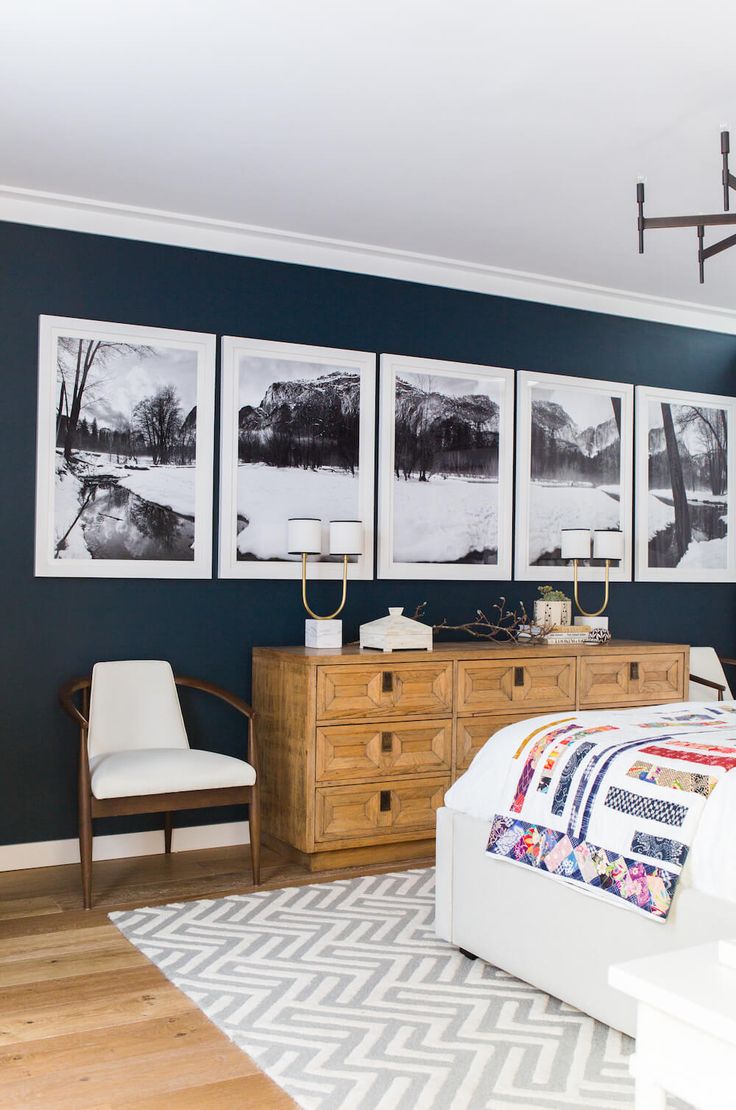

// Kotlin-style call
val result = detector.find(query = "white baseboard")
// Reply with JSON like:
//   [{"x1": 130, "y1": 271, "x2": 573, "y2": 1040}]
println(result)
[{"x1": 0, "y1": 820, "x2": 250, "y2": 873}]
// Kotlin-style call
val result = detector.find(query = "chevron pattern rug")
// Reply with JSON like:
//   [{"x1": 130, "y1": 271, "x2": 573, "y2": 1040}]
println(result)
[{"x1": 110, "y1": 868, "x2": 676, "y2": 1109}]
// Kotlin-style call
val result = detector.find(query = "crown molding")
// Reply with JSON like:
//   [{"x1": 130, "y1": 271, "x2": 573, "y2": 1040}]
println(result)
[{"x1": 1, "y1": 182, "x2": 736, "y2": 335}]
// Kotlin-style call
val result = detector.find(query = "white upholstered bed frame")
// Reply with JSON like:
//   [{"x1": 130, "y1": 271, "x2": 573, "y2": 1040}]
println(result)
[{"x1": 434, "y1": 805, "x2": 736, "y2": 1036}]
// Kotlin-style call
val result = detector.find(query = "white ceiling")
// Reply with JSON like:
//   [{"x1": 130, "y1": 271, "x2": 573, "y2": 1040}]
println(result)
[{"x1": 2, "y1": 0, "x2": 736, "y2": 314}]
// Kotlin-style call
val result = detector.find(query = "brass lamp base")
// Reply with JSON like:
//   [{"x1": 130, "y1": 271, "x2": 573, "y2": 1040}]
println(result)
[
  {"x1": 301, "y1": 552, "x2": 348, "y2": 620},
  {"x1": 572, "y1": 558, "x2": 611, "y2": 619}
]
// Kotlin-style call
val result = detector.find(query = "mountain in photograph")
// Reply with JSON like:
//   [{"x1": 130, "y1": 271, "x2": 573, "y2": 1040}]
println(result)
[
  {"x1": 531, "y1": 399, "x2": 621, "y2": 484},
  {"x1": 238, "y1": 370, "x2": 359, "y2": 472},
  {"x1": 394, "y1": 376, "x2": 500, "y2": 482}
]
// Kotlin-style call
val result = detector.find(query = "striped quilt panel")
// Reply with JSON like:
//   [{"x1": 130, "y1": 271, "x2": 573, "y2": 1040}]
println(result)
[{"x1": 486, "y1": 703, "x2": 736, "y2": 919}]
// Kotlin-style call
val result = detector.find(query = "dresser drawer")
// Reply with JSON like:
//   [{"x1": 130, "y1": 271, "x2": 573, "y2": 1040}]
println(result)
[
  {"x1": 316, "y1": 662, "x2": 453, "y2": 722},
  {"x1": 456, "y1": 712, "x2": 535, "y2": 772},
  {"x1": 457, "y1": 657, "x2": 575, "y2": 714},
  {"x1": 315, "y1": 775, "x2": 449, "y2": 843},
  {"x1": 579, "y1": 652, "x2": 684, "y2": 707},
  {"x1": 316, "y1": 719, "x2": 452, "y2": 783}
]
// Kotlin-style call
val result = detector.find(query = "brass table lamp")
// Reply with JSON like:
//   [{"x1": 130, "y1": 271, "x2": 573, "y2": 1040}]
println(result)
[
  {"x1": 561, "y1": 527, "x2": 624, "y2": 634},
  {"x1": 287, "y1": 517, "x2": 362, "y2": 647}
]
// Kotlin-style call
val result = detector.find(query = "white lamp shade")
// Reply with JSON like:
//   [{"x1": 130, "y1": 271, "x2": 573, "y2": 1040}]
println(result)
[
  {"x1": 329, "y1": 519, "x2": 363, "y2": 556},
  {"x1": 287, "y1": 517, "x2": 322, "y2": 555},
  {"x1": 560, "y1": 528, "x2": 591, "y2": 560},
  {"x1": 593, "y1": 529, "x2": 624, "y2": 561}
]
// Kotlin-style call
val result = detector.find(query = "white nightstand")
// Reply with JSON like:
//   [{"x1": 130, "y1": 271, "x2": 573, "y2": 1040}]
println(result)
[{"x1": 610, "y1": 940, "x2": 736, "y2": 1110}]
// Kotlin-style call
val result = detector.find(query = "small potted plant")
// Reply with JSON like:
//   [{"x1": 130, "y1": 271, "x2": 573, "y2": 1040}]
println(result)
[{"x1": 534, "y1": 585, "x2": 572, "y2": 630}]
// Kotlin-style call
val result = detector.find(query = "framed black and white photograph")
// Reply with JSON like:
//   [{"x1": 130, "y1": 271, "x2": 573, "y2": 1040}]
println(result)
[
  {"x1": 515, "y1": 370, "x2": 633, "y2": 581},
  {"x1": 635, "y1": 385, "x2": 735, "y2": 582},
  {"x1": 218, "y1": 337, "x2": 375, "y2": 579},
  {"x1": 377, "y1": 355, "x2": 514, "y2": 580},
  {"x1": 34, "y1": 316, "x2": 216, "y2": 578}
]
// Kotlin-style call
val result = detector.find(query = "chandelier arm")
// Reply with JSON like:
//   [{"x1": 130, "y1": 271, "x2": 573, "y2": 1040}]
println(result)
[
  {"x1": 701, "y1": 229, "x2": 736, "y2": 262},
  {"x1": 301, "y1": 552, "x2": 348, "y2": 621},
  {"x1": 644, "y1": 212, "x2": 736, "y2": 229}
]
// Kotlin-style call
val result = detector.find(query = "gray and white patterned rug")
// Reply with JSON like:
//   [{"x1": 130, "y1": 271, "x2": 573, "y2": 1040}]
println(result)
[{"x1": 110, "y1": 868, "x2": 672, "y2": 1110}]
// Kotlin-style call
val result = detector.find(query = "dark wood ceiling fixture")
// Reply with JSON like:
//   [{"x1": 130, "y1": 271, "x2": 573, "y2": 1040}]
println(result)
[{"x1": 637, "y1": 130, "x2": 736, "y2": 282}]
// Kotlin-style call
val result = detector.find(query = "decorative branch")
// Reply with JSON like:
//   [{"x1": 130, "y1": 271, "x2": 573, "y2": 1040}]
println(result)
[{"x1": 411, "y1": 598, "x2": 552, "y2": 644}]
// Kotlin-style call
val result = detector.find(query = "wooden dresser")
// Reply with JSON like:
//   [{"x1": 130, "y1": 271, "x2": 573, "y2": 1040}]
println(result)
[{"x1": 252, "y1": 640, "x2": 688, "y2": 872}]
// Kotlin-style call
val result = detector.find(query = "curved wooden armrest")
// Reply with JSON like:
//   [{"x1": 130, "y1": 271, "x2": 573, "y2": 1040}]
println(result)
[
  {"x1": 175, "y1": 675, "x2": 255, "y2": 720},
  {"x1": 59, "y1": 677, "x2": 92, "y2": 729},
  {"x1": 719, "y1": 656, "x2": 736, "y2": 669},
  {"x1": 689, "y1": 672, "x2": 726, "y2": 701}
]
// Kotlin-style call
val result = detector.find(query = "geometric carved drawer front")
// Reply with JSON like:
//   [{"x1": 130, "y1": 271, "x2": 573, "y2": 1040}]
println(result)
[
  {"x1": 316, "y1": 719, "x2": 452, "y2": 783},
  {"x1": 316, "y1": 662, "x2": 453, "y2": 721},
  {"x1": 457, "y1": 657, "x2": 575, "y2": 714},
  {"x1": 315, "y1": 776, "x2": 450, "y2": 843},
  {"x1": 579, "y1": 653, "x2": 684, "y2": 707},
  {"x1": 578, "y1": 657, "x2": 629, "y2": 706},
  {"x1": 634, "y1": 653, "x2": 683, "y2": 701},
  {"x1": 456, "y1": 712, "x2": 533, "y2": 772}
]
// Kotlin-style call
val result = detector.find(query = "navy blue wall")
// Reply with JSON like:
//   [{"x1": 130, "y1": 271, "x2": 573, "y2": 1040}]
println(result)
[{"x1": 2, "y1": 219, "x2": 735, "y2": 847}]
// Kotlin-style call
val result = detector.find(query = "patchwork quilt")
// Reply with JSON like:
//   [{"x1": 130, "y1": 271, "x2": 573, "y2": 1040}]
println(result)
[{"x1": 486, "y1": 703, "x2": 736, "y2": 919}]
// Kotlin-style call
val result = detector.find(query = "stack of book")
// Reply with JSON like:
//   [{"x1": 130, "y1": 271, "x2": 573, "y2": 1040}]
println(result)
[{"x1": 541, "y1": 624, "x2": 591, "y2": 645}]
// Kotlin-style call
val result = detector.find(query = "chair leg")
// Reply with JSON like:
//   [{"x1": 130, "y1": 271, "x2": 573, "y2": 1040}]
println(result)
[
  {"x1": 79, "y1": 794, "x2": 93, "y2": 911},
  {"x1": 164, "y1": 812, "x2": 173, "y2": 854},
  {"x1": 249, "y1": 788, "x2": 261, "y2": 886}
]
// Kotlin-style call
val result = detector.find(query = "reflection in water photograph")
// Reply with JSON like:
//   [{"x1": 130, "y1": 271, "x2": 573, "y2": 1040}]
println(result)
[
  {"x1": 635, "y1": 385, "x2": 736, "y2": 582},
  {"x1": 218, "y1": 337, "x2": 375, "y2": 579},
  {"x1": 515, "y1": 370, "x2": 633, "y2": 581},
  {"x1": 34, "y1": 316, "x2": 215, "y2": 577}
]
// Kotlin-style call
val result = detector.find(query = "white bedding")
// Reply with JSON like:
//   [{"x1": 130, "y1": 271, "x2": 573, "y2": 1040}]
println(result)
[{"x1": 445, "y1": 701, "x2": 736, "y2": 905}]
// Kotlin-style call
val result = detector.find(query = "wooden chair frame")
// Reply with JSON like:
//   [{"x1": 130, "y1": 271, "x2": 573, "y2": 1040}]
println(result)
[
  {"x1": 689, "y1": 655, "x2": 736, "y2": 702},
  {"x1": 59, "y1": 673, "x2": 260, "y2": 909}
]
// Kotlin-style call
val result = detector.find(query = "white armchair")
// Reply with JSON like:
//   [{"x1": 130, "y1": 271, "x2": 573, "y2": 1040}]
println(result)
[
  {"x1": 689, "y1": 647, "x2": 735, "y2": 701},
  {"x1": 60, "y1": 660, "x2": 260, "y2": 909}
]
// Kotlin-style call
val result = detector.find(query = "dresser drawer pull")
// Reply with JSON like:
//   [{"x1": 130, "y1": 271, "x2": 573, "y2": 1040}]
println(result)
[
  {"x1": 382, "y1": 671, "x2": 394, "y2": 694},
  {"x1": 380, "y1": 789, "x2": 391, "y2": 812},
  {"x1": 381, "y1": 731, "x2": 393, "y2": 753},
  {"x1": 514, "y1": 666, "x2": 525, "y2": 687},
  {"x1": 630, "y1": 661, "x2": 639, "y2": 680}
]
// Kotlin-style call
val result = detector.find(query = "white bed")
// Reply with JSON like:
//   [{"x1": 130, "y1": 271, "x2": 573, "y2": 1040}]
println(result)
[{"x1": 435, "y1": 702, "x2": 736, "y2": 1036}]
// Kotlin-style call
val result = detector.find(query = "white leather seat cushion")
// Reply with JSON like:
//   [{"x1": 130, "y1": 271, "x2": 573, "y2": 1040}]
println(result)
[{"x1": 90, "y1": 748, "x2": 256, "y2": 800}]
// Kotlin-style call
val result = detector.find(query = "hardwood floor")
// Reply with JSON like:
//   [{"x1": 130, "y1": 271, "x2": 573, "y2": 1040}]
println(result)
[{"x1": 0, "y1": 844, "x2": 432, "y2": 1108}]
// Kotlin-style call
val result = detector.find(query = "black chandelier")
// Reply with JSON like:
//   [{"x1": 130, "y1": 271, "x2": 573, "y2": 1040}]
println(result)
[{"x1": 637, "y1": 130, "x2": 736, "y2": 282}]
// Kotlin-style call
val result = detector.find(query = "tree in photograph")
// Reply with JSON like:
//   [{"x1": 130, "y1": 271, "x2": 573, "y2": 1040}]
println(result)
[
  {"x1": 56, "y1": 338, "x2": 154, "y2": 461},
  {"x1": 661, "y1": 401, "x2": 691, "y2": 558},
  {"x1": 677, "y1": 405, "x2": 727, "y2": 496},
  {"x1": 133, "y1": 385, "x2": 182, "y2": 465}
]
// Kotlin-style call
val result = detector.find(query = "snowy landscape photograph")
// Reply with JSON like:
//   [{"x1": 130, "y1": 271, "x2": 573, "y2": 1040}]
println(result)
[
  {"x1": 515, "y1": 371, "x2": 633, "y2": 581},
  {"x1": 35, "y1": 317, "x2": 215, "y2": 577},
  {"x1": 635, "y1": 386, "x2": 735, "y2": 582},
  {"x1": 378, "y1": 356, "x2": 514, "y2": 579},
  {"x1": 218, "y1": 338, "x2": 375, "y2": 579}
]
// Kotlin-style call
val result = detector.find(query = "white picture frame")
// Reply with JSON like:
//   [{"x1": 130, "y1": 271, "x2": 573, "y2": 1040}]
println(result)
[
  {"x1": 635, "y1": 384, "x2": 735, "y2": 582},
  {"x1": 35, "y1": 315, "x2": 215, "y2": 578},
  {"x1": 377, "y1": 354, "x2": 515, "y2": 580},
  {"x1": 218, "y1": 336, "x2": 375, "y2": 579},
  {"x1": 515, "y1": 370, "x2": 633, "y2": 582}
]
